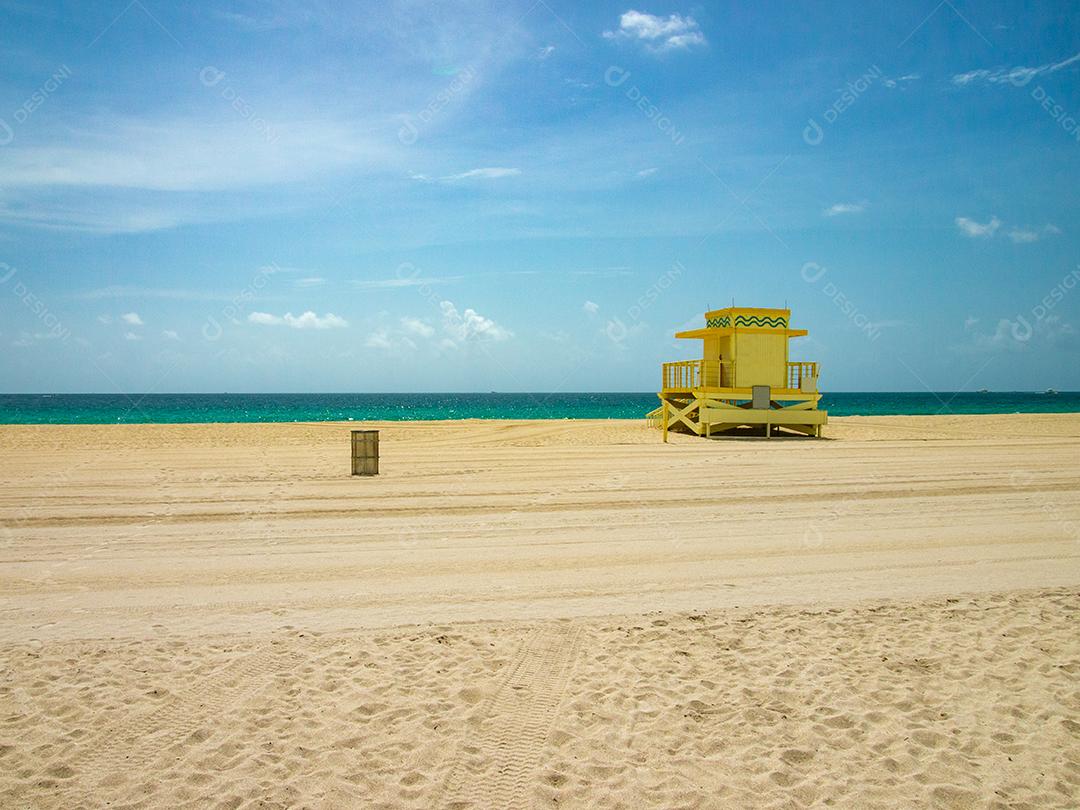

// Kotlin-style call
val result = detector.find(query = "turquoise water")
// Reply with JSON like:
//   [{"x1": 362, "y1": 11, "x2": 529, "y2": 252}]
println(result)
[{"x1": 0, "y1": 392, "x2": 1077, "y2": 424}]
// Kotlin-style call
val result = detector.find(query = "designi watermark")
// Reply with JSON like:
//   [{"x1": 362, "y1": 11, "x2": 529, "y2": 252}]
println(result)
[
  {"x1": 801, "y1": 261, "x2": 881, "y2": 341},
  {"x1": 1, "y1": 262, "x2": 71, "y2": 344},
  {"x1": 1030, "y1": 86, "x2": 1080, "y2": 144},
  {"x1": 0, "y1": 64, "x2": 72, "y2": 146},
  {"x1": 199, "y1": 66, "x2": 279, "y2": 145},
  {"x1": 803, "y1": 65, "x2": 882, "y2": 146},
  {"x1": 606, "y1": 261, "x2": 685, "y2": 344},
  {"x1": 398, "y1": 66, "x2": 477, "y2": 146},
  {"x1": 1007, "y1": 266, "x2": 1080, "y2": 342},
  {"x1": 604, "y1": 66, "x2": 686, "y2": 146},
  {"x1": 202, "y1": 262, "x2": 279, "y2": 341}
]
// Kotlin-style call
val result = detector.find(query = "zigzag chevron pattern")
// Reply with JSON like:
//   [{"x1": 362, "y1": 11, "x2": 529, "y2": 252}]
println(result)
[{"x1": 706, "y1": 314, "x2": 788, "y2": 328}]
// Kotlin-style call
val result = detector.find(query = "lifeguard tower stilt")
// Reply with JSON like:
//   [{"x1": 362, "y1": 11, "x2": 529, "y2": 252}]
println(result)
[{"x1": 650, "y1": 307, "x2": 826, "y2": 439}]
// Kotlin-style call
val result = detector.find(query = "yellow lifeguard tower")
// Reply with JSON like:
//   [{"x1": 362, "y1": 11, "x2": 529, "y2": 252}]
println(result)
[{"x1": 653, "y1": 306, "x2": 826, "y2": 439}]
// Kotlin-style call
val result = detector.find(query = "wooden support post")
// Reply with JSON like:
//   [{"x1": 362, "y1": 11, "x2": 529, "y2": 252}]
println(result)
[{"x1": 662, "y1": 399, "x2": 669, "y2": 443}]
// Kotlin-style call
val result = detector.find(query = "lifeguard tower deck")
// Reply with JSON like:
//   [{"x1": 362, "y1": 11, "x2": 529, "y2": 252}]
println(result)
[{"x1": 651, "y1": 306, "x2": 827, "y2": 439}]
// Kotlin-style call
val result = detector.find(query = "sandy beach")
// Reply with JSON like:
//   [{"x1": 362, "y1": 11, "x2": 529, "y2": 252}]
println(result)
[{"x1": 2, "y1": 414, "x2": 1079, "y2": 808}]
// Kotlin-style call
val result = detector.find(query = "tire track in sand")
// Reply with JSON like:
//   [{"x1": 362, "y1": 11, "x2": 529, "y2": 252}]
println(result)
[{"x1": 440, "y1": 622, "x2": 581, "y2": 809}]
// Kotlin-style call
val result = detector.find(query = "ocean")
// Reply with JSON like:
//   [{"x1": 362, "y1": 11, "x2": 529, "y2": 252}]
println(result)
[{"x1": 0, "y1": 392, "x2": 1077, "y2": 424}]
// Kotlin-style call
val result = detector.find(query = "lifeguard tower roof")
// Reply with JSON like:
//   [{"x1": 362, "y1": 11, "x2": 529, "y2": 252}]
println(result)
[{"x1": 674, "y1": 307, "x2": 808, "y2": 339}]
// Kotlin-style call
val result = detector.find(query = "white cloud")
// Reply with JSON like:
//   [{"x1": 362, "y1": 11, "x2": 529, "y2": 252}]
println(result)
[
  {"x1": 121, "y1": 312, "x2": 144, "y2": 325},
  {"x1": 248, "y1": 311, "x2": 348, "y2": 329},
  {"x1": 440, "y1": 300, "x2": 512, "y2": 342},
  {"x1": 364, "y1": 327, "x2": 417, "y2": 352},
  {"x1": 824, "y1": 202, "x2": 866, "y2": 216},
  {"x1": 583, "y1": 300, "x2": 600, "y2": 315},
  {"x1": 537, "y1": 45, "x2": 556, "y2": 60},
  {"x1": 636, "y1": 167, "x2": 658, "y2": 178},
  {"x1": 96, "y1": 314, "x2": 112, "y2": 325},
  {"x1": 400, "y1": 316, "x2": 435, "y2": 337},
  {"x1": 123, "y1": 331, "x2": 142, "y2": 341},
  {"x1": 955, "y1": 216, "x2": 1001, "y2": 238},
  {"x1": 294, "y1": 277, "x2": 326, "y2": 288},
  {"x1": 162, "y1": 330, "x2": 180, "y2": 340},
  {"x1": 603, "y1": 10, "x2": 706, "y2": 52},
  {"x1": 283, "y1": 311, "x2": 348, "y2": 329},
  {"x1": 952, "y1": 52, "x2": 1080, "y2": 87},
  {"x1": 364, "y1": 330, "x2": 392, "y2": 349},
  {"x1": 964, "y1": 316, "x2": 980, "y2": 329},
  {"x1": 1007, "y1": 224, "x2": 1061, "y2": 244}
]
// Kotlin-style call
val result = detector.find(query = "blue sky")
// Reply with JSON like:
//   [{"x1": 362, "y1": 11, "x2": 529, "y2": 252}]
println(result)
[{"x1": 0, "y1": 0, "x2": 1077, "y2": 393}]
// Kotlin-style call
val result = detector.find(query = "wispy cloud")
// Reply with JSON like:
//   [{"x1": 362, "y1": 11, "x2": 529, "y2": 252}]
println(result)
[
  {"x1": 583, "y1": 300, "x2": 599, "y2": 315},
  {"x1": 824, "y1": 202, "x2": 866, "y2": 216},
  {"x1": 74, "y1": 285, "x2": 246, "y2": 301},
  {"x1": 121, "y1": 312, "x2": 144, "y2": 326},
  {"x1": 570, "y1": 267, "x2": 632, "y2": 277},
  {"x1": 952, "y1": 51, "x2": 1080, "y2": 87},
  {"x1": 1007, "y1": 224, "x2": 1061, "y2": 243},
  {"x1": 294, "y1": 277, "x2": 326, "y2": 288},
  {"x1": 955, "y1": 216, "x2": 1060, "y2": 242},
  {"x1": 961, "y1": 315, "x2": 1075, "y2": 353},
  {"x1": 350, "y1": 276, "x2": 461, "y2": 290},
  {"x1": 955, "y1": 215, "x2": 1001, "y2": 238},
  {"x1": 411, "y1": 167, "x2": 521, "y2": 182},
  {"x1": 603, "y1": 10, "x2": 706, "y2": 52},
  {"x1": 248, "y1": 311, "x2": 348, "y2": 329},
  {"x1": 445, "y1": 167, "x2": 521, "y2": 180},
  {"x1": 0, "y1": 118, "x2": 395, "y2": 192},
  {"x1": 883, "y1": 73, "x2": 920, "y2": 88},
  {"x1": 162, "y1": 329, "x2": 180, "y2": 340},
  {"x1": 0, "y1": 203, "x2": 193, "y2": 234},
  {"x1": 636, "y1": 167, "x2": 658, "y2": 178}
]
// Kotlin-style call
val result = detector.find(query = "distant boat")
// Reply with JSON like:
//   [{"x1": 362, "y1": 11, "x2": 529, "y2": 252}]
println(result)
[
  {"x1": 976, "y1": 389, "x2": 989, "y2": 394},
  {"x1": 1043, "y1": 389, "x2": 1059, "y2": 395}
]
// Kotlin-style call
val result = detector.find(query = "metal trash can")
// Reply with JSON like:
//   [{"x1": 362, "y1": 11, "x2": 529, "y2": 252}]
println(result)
[{"x1": 351, "y1": 429, "x2": 379, "y2": 476}]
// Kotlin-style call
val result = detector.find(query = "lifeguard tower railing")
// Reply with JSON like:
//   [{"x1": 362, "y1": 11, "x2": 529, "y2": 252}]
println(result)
[{"x1": 662, "y1": 360, "x2": 818, "y2": 392}]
